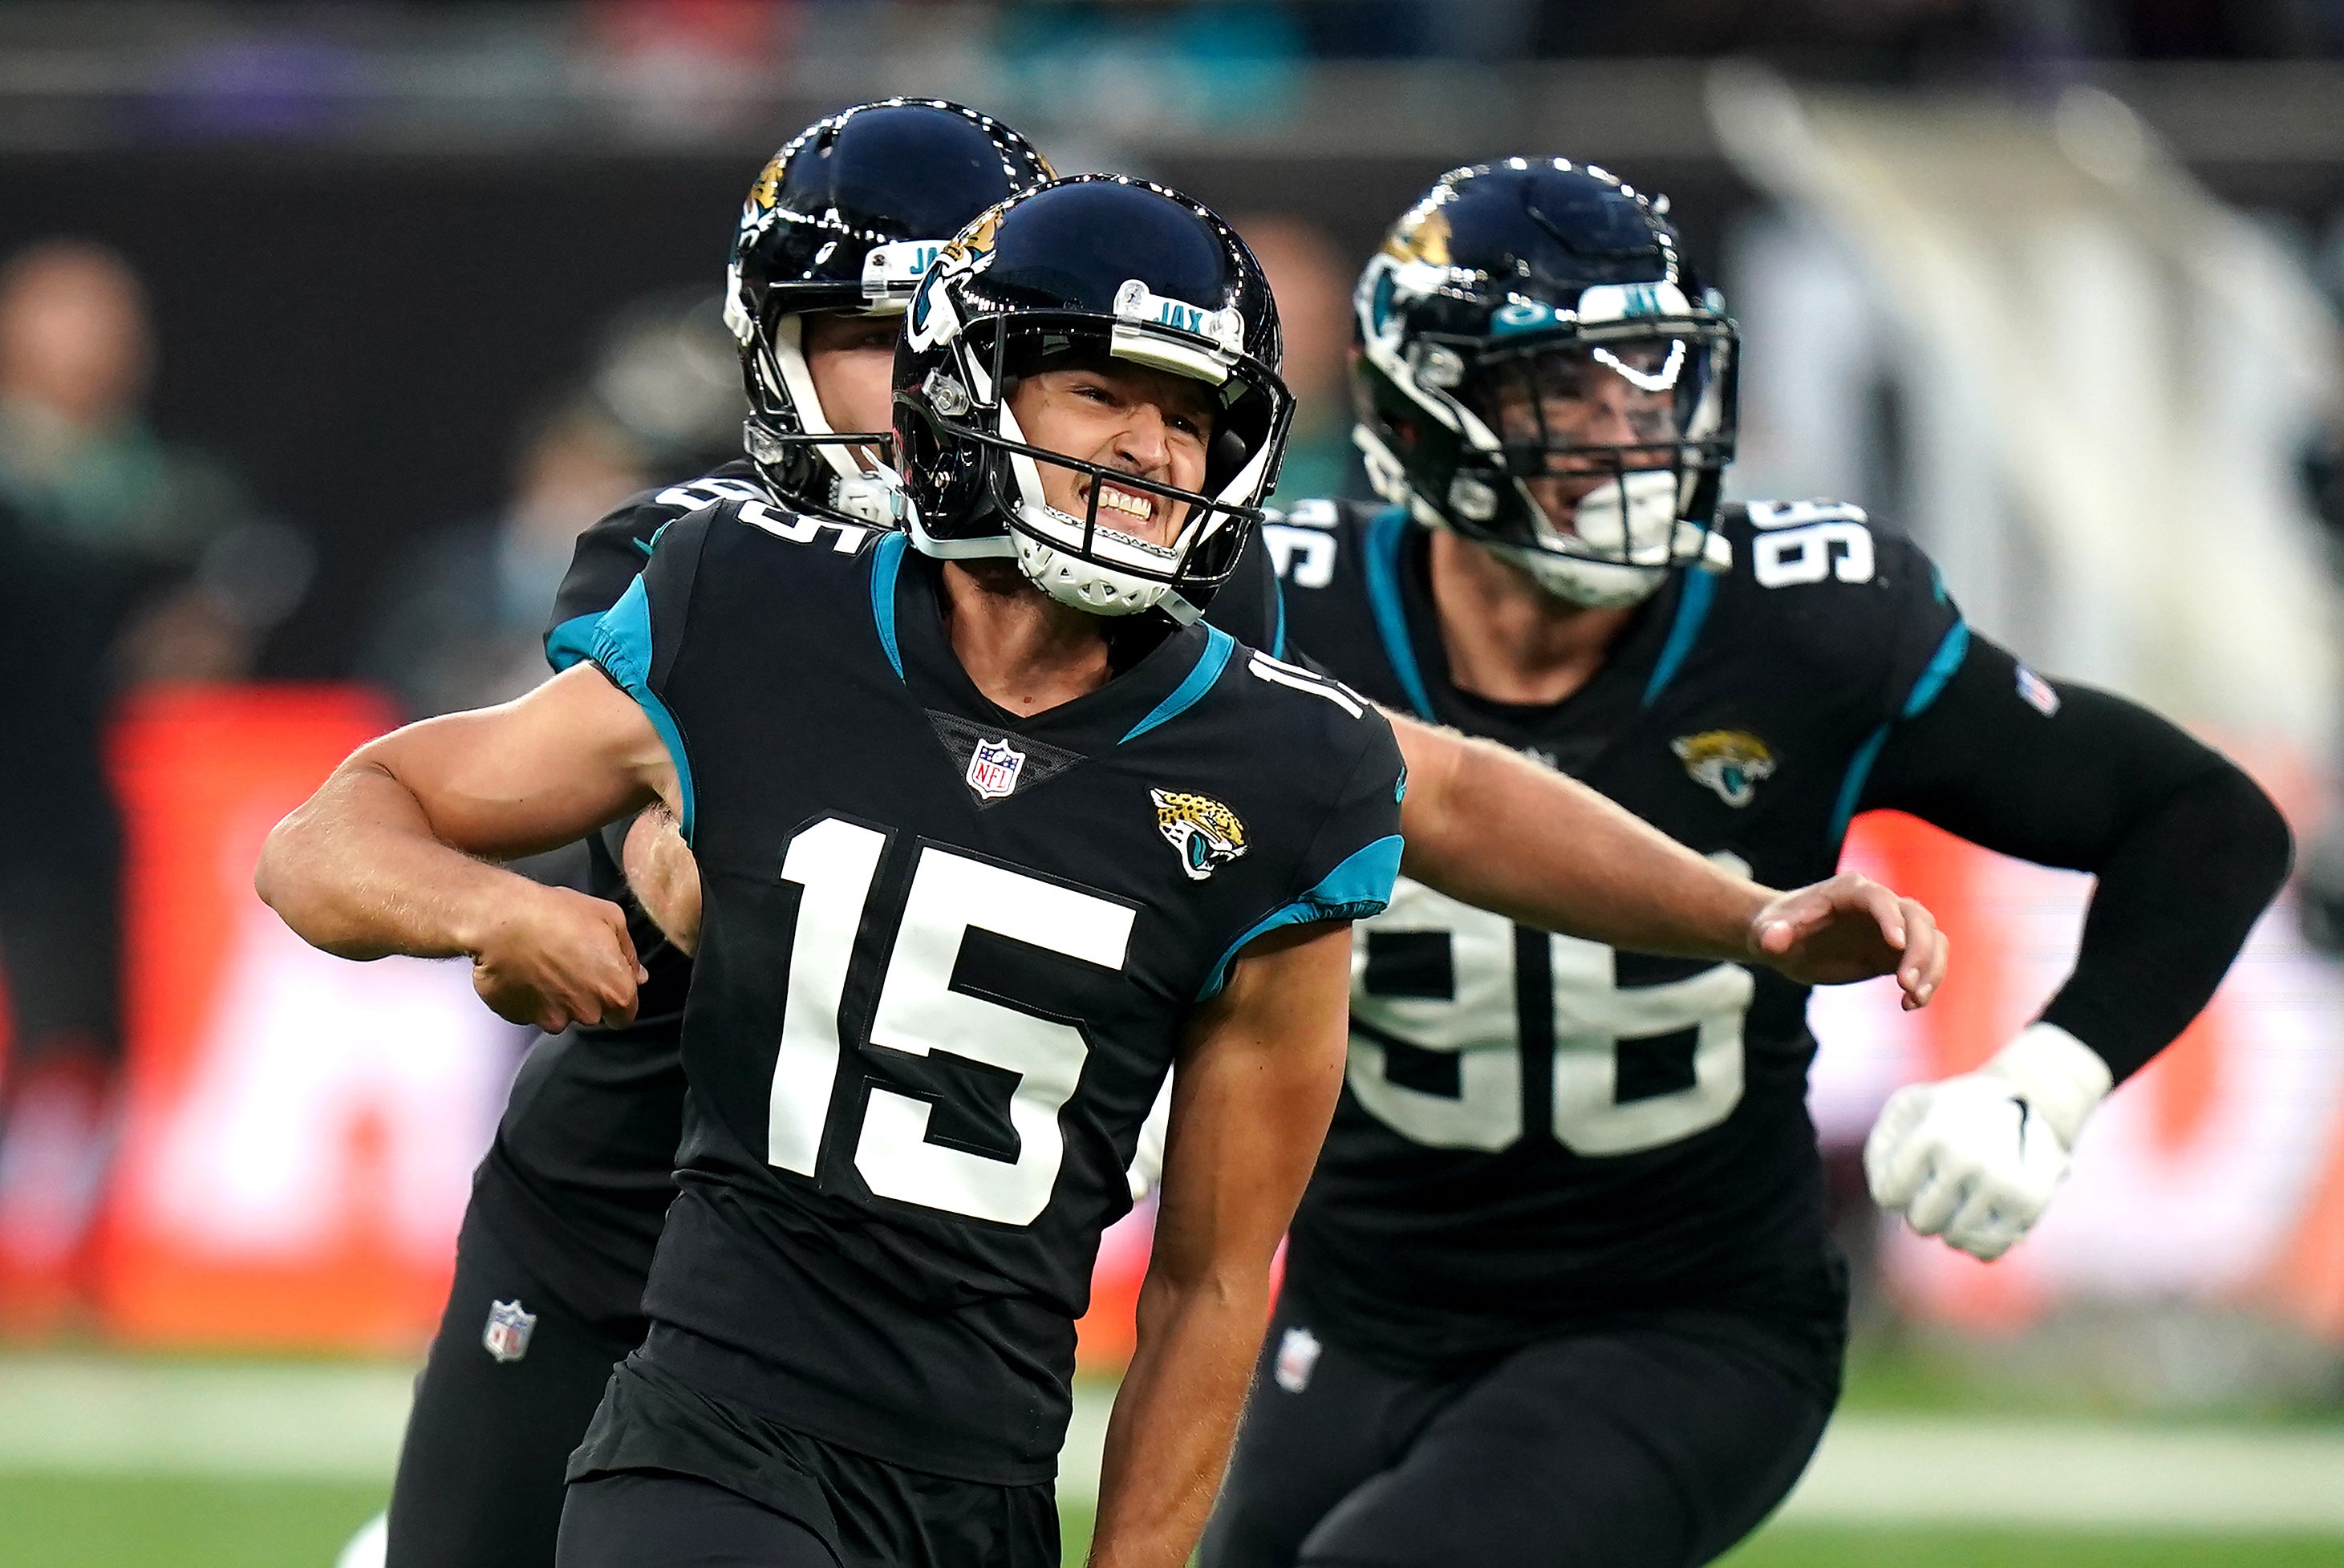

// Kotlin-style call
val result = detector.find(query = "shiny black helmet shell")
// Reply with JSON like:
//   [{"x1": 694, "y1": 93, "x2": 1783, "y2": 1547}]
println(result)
[
  {"x1": 892, "y1": 176, "x2": 1294, "y2": 622},
  {"x1": 724, "y1": 99, "x2": 1052, "y2": 517}
]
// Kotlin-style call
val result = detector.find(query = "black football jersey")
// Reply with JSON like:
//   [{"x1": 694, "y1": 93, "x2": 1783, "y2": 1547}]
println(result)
[
  {"x1": 585, "y1": 496, "x2": 1403, "y2": 1483},
  {"x1": 468, "y1": 464, "x2": 775, "y2": 1328},
  {"x1": 1267, "y1": 497, "x2": 1965, "y2": 1373},
  {"x1": 477, "y1": 464, "x2": 1292, "y2": 1329}
]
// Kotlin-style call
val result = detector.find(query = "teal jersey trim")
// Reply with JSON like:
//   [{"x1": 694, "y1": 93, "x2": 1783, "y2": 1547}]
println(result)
[
  {"x1": 1361, "y1": 506, "x2": 1437, "y2": 720},
  {"x1": 870, "y1": 531, "x2": 908, "y2": 680},
  {"x1": 1270, "y1": 573, "x2": 1288, "y2": 659},
  {"x1": 545, "y1": 612, "x2": 599, "y2": 673},
  {"x1": 591, "y1": 575, "x2": 697, "y2": 844},
  {"x1": 1123, "y1": 626, "x2": 1236, "y2": 744},
  {"x1": 1900, "y1": 621, "x2": 1971, "y2": 720},
  {"x1": 1827, "y1": 620, "x2": 1972, "y2": 848},
  {"x1": 1196, "y1": 833, "x2": 1404, "y2": 1000},
  {"x1": 1640, "y1": 569, "x2": 1717, "y2": 708}
]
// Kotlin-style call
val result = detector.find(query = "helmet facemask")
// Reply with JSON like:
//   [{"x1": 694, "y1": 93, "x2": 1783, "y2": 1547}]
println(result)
[
  {"x1": 720, "y1": 97, "x2": 1054, "y2": 525},
  {"x1": 1451, "y1": 324, "x2": 1733, "y2": 607},
  {"x1": 732, "y1": 289, "x2": 910, "y2": 527},
  {"x1": 1350, "y1": 203, "x2": 1742, "y2": 611},
  {"x1": 901, "y1": 310, "x2": 1292, "y2": 623}
]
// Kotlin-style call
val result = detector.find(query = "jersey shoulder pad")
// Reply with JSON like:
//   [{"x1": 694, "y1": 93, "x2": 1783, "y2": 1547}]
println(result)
[
  {"x1": 1717, "y1": 499, "x2": 1964, "y2": 713},
  {"x1": 1231, "y1": 643, "x2": 1377, "y2": 731},
  {"x1": 1201, "y1": 641, "x2": 1405, "y2": 967},
  {"x1": 546, "y1": 466, "x2": 778, "y2": 658},
  {"x1": 1259, "y1": 497, "x2": 1386, "y2": 595},
  {"x1": 707, "y1": 492, "x2": 892, "y2": 561},
  {"x1": 1720, "y1": 498, "x2": 1947, "y2": 616}
]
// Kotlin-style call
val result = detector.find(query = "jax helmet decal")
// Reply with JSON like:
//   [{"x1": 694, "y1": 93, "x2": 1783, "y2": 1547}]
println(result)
[
  {"x1": 893, "y1": 175, "x2": 1295, "y2": 623},
  {"x1": 1352, "y1": 158, "x2": 1741, "y2": 609},
  {"x1": 724, "y1": 98, "x2": 1052, "y2": 523}
]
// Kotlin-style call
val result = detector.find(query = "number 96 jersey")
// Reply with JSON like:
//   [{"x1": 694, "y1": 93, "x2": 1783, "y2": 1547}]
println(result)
[
  {"x1": 1267, "y1": 498, "x2": 1965, "y2": 1372},
  {"x1": 586, "y1": 497, "x2": 1403, "y2": 1485}
]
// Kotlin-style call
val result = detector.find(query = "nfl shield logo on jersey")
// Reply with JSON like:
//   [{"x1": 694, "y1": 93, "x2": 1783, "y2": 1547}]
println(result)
[
  {"x1": 481, "y1": 1299, "x2": 537, "y2": 1363},
  {"x1": 1274, "y1": 1325, "x2": 1323, "y2": 1393},
  {"x1": 966, "y1": 737, "x2": 1027, "y2": 800}
]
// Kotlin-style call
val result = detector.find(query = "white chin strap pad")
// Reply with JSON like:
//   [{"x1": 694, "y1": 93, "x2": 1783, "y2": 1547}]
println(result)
[
  {"x1": 1553, "y1": 469, "x2": 1681, "y2": 560},
  {"x1": 1016, "y1": 531, "x2": 1171, "y2": 618},
  {"x1": 1503, "y1": 468, "x2": 1687, "y2": 609}
]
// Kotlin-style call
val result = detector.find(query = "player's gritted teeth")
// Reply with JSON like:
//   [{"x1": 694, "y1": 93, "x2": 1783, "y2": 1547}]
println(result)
[{"x1": 1089, "y1": 479, "x2": 1158, "y2": 529}]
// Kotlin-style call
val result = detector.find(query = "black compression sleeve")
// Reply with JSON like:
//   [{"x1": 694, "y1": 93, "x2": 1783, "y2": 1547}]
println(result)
[{"x1": 1860, "y1": 634, "x2": 2293, "y2": 1084}]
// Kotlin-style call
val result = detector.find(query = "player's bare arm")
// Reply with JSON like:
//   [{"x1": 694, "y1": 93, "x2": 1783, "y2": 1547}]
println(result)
[
  {"x1": 614, "y1": 704, "x2": 1947, "y2": 1003},
  {"x1": 622, "y1": 801, "x2": 700, "y2": 955},
  {"x1": 254, "y1": 662, "x2": 677, "y2": 1033},
  {"x1": 1089, "y1": 919, "x2": 1354, "y2": 1568},
  {"x1": 1389, "y1": 715, "x2": 1945, "y2": 1007}
]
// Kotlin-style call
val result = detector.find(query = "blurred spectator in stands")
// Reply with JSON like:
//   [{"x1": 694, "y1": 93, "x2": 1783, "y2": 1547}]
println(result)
[
  {"x1": 363, "y1": 400, "x2": 649, "y2": 722},
  {"x1": 996, "y1": 1, "x2": 1307, "y2": 131},
  {"x1": 0, "y1": 241, "x2": 293, "y2": 683},
  {"x1": 361, "y1": 287, "x2": 737, "y2": 722},
  {"x1": 0, "y1": 238, "x2": 298, "y2": 1327},
  {"x1": 585, "y1": 289, "x2": 746, "y2": 488},
  {"x1": 1243, "y1": 213, "x2": 1365, "y2": 503}
]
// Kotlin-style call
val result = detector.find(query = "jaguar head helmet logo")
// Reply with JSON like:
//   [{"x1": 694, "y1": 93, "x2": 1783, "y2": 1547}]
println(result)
[
  {"x1": 1152, "y1": 789, "x2": 1248, "y2": 881},
  {"x1": 1671, "y1": 731, "x2": 1776, "y2": 808}
]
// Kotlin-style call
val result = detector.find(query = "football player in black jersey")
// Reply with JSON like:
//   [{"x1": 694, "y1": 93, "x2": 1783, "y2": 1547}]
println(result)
[
  {"x1": 261, "y1": 176, "x2": 1410, "y2": 1568},
  {"x1": 1200, "y1": 160, "x2": 2293, "y2": 1568},
  {"x1": 359, "y1": 99, "x2": 1060, "y2": 1568},
  {"x1": 349, "y1": 112, "x2": 1946, "y2": 1567}
]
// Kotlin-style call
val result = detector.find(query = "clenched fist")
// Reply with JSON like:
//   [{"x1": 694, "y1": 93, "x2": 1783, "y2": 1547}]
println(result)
[
  {"x1": 468, "y1": 882, "x2": 647, "y2": 1035},
  {"x1": 1865, "y1": 1023, "x2": 2113, "y2": 1261}
]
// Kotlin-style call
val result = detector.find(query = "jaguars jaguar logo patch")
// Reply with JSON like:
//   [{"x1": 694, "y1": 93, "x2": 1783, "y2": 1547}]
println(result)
[
  {"x1": 1671, "y1": 731, "x2": 1776, "y2": 808},
  {"x1": 1153, "y1": 788, "x2": 1247, "y2": 881}
]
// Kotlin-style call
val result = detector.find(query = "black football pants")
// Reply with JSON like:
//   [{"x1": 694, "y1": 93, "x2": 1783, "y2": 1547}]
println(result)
[
  {"x1": 385, "y1": 1209, "x2": 645, "y2": 1568},
  {"x1": 559, "y1": 1471, "x2": 839, "y2": 1568},
  {"x1": 1199, "y1": 1290, "x2": 1840, "y2": 1568}
]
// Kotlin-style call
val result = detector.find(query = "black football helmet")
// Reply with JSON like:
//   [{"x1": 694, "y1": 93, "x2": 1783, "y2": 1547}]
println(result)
[
  {"x1": 724, "y1": 98, "x2": 1053, "y2": 521},
  {"x1": 893, "y1": 176, "x2": 1294, "y2": 623},
  {"x1": 1352, "y1": 158, "x2": 1739, "y2": 608}
]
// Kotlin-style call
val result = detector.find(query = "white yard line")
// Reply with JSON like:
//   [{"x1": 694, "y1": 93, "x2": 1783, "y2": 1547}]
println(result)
[
  {"x1": 1778, "y1": 1415, "x2": 2344, "y2": 1534},
  {"x1": 1062, "y1": 1384, "x2": 2344, "y2": 1534},
  {"x1": 4, "y1": 1356, "x2": 2340, "y2": 1536},
  {"x1": 0, "y1": 1356, "x2": 415, "y2": 1480}
]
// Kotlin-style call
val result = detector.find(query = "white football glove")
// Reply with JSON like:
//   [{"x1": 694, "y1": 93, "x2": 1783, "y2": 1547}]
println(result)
[{"x1": 1863, "y1": 1023, "x2": 2112, "y2": 1262}]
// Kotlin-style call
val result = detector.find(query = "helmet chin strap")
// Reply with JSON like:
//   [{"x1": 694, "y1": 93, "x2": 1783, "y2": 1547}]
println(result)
[
  {"x1": 995, "y1": 395, "x2": 1183, "y2": 619},
  {"x1": 1494, "y1": 472, "x2": 1732, "y2": 610},
  {"x1": 768, "y1": 314, "x2": 877, "y2": 486},
  {"x1": 1497, "y1": 546, "x2": 1669, "y2": 610}
]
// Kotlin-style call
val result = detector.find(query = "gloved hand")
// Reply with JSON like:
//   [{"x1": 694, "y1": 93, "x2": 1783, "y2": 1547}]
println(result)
[{"x1": 1863, "y1": 1023, "x2": 2113, "y2": 1262}]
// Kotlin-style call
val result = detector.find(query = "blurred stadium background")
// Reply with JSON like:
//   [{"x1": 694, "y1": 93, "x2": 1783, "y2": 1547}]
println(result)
[{"x1": 3, "y1": 2, "x2": 2344, "y2": 1564}]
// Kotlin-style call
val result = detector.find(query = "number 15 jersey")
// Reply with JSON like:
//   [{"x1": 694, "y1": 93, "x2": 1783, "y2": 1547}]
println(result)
[
  {"x1": 1270, "y1": 499, "x2": 1965, "y2": 1373},
  {"x1": 587, "y1": 498, "x2": 1404, "y2": 1484}
]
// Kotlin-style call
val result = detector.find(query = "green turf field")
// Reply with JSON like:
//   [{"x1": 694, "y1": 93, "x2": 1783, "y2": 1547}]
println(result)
[
  {"x1": 0, "y1": 1474, "x2": 387, "y2": 1568},
  {"x1": 1, "y1": 1476, "x2": 2339, "y2": 1567}
]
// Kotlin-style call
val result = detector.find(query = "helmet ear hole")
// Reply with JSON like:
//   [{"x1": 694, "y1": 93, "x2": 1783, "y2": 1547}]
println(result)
[{"x1": 1208, "y1": 427, "x2": 1248, "y2": 488}]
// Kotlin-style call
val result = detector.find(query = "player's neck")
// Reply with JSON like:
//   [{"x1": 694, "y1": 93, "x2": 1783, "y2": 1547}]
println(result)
[
  {"x1": 1427, "y1": 530, "x2": 1636, "y2": 707},
  {"x1": 938, "y1": 559, "x2": 1113, "y2": 715}
]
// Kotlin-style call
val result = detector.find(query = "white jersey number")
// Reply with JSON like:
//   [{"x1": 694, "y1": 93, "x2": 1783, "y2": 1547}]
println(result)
[
  {"x1": 1348, "y1": 877, "x2": 1753, "y2": 1157},
  {"x1": 764, "y1": 818, "x2": 1134, "y2": 1226}
]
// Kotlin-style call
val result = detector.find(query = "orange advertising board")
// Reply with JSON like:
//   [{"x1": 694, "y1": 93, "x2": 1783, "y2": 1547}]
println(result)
[
  {"x1": 96, "y1": 685, "x2": 522, "y2": 1351},
  {"x1": 68, "y1": 691, "x2": 2344, "y2": 1358}
]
